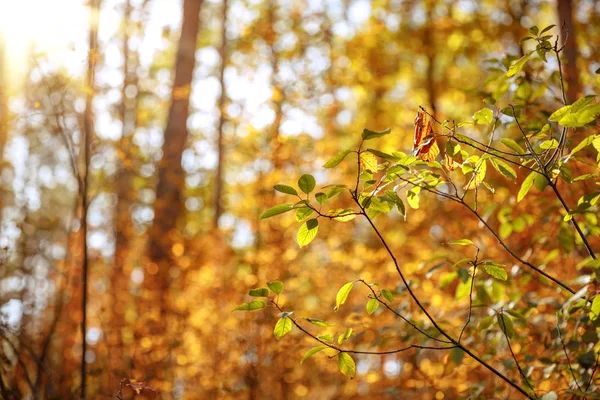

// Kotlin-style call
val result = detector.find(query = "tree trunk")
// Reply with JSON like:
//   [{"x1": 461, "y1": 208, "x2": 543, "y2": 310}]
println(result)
[
  {"x1": 80, "y1": 1, "x2": 100, "y2": 398},
  {"x1": 557, "y1": 0, "x2": 580, "y2": 103},
  {"x1": 213, "y1": 0, "x2": 229, "y2": 228},
  {"x1": 138, "y1": 0, "x2": 202, "y2": 382}
]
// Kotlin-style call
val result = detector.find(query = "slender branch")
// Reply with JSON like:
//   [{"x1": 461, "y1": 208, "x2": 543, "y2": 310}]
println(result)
[
  {"x1": 513, "y1": 107, "x2": 596, "y2": 260},
  {"x1": 271, "y1": 301, "x2": 454, "y2": 355},
  {"x1": 352, "y1": 195, "x2": 533, "y2": 399},
  {"x1": 556, "y1": 319, "x2": 582, "y2": 392},
  {"x1": 357, "y1": 280, "x2": 452, "y2": 344},
  {"x1": 499, "y1": 315, "x2": 537, "y2": 397},
  {"x1": 458, "y1": 252, "x2": 479, "y2": 343}
]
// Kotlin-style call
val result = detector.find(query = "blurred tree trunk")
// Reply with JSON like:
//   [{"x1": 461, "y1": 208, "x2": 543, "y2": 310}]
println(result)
[
  {"x1": 424, "y1": 1, "x2": 437, "y2": 119},
  {"x1": 557, "y1": 0, "x2": 580, "y2": 102},
  {"x1": 80, "y1": 1, "x2": 100, "y2": 398},
  {"x1": 139, "y1": 0, "x2": 202, "y2": 382},
  {"x1": 0, "y1": 34, "x2": 8, "y2": 213},
  {"x1": 213, "y1": 0, "x2": 229, "y2": 228},
  {"x1": 110, "y1": 0, "x2": 133, "y2": 377}
]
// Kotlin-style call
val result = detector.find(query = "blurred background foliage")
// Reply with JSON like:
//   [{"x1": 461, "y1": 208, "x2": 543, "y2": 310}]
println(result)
[{"x1": 0, "y1": 0, "x2": 599, "y2": 398}]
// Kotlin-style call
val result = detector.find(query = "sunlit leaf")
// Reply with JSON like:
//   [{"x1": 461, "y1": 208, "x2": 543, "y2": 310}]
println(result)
[
  {"x1": 501, "y1": 138, "x2": 525, "y2": 154},
  {"x1": 335, "y1": 282, "x2": 355, "y2": 311},
  {"x1": 295, "y1": 207, "x2": 314, "y2": 222},
  {"x1": 260, "y1": 204, "x2": 293, "y2": 219},
  {"x1": 407, "y1": 186, "x2": 420, "y2": 209},
  {"x1": 366, "y1": 298, "x2": 379, "y2": 315},
  {"x1": 590, "y1": 296, "x2": 600, "y2": 321},
  {"x1": 338, "y1": 353, "x2": 356, "y2": 378},
  {"x1": 448, "y1": 239, "x2": 473, "y2": 246},
  {"x1": 473, "y1": 108, "x2": 493, "y2": 124},
  {"x1": 233, "y1": 300, "x2": 266, "y2": 312},
  {"x1": 337, "y1": 328, "x2": 353, "y2": 344},
  {"x1": 506, "y1": 52, "x2": 532, "y2": 77},
  {"x1": 267, "y1": 281, "x2": 283, "y2": 294},
  {"x1": 517, "y1": 171, "x2": 537, "y2": 202},
  {"x1": 360, "y1": 152, "x2": 378, "y2": 172},
  {"x1": 300, "y1": 346, "x2": 327, "y2": 364},
  {"x1": 274, "y1": 317, "x2": 292, "y2": 339},
  {"x1": 306, "y1": 318, "x2": 335, "y2": 327},
  {"x1": 323, "y1": 150, "x2": 352, "y2": 168},
  {"x1": 483, "y1": 262, "x2": 507, "y2": 281},
  {"x1": 297, "y1": 218, "x2": 319, "y2": 247}
]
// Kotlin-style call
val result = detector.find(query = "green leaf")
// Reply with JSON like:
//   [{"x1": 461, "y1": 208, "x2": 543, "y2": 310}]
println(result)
[
  {"x1": 450, "y1": 348, "x2": 465, "y2": 365},
  {"x1": 473, "y1": 108, "x2": 493, "y2": 124},
  {"x1": 338, "y1": 353, "x2": 356, "y2": 378},
  {"x1": 335, "y1": 282, "x2": 355, "y2": 311},
  {"x1": 295, "y1": 207, "x2": 314, "y2": 222},
  {"x1": 539, "y1": 139, "x2": 559, "y2": 149},
  {"x1": 366, "y1": 298, "x2": 379, "y2": 315},
  {"x1": 549, "y1": 105, "x2": 572, "y2": 122},
  {"x1": 274, "y1": 184, "x2": 298, "y2": 196},
  {"x1": 540, "y1": 24, "x2": 555, "y2": 34},
  {"x1": 362, "y1": 127, "x2": 391, "y2": 140},
  {"x1": 317, "y1": 334, "x2": 333, "y2": 343},
  {"x1": 315, "y1": 192, "x2": 327, "y2": 205},
  {"x1": 406, "y1": 186, "x2": 420, "y2": 209},
  {"x1": 528, "y1": 25, "x2": 539, "y2": 35},
  {"x1": 570, "y1": 135, "x2": 597, "y2": 156},
  {"x1": 590, "y1": 296, "x2": 600, "y2": 321},
  {"x1": 483, "y1": 262, "x2": 508, "y2": 281},
  {"x1": 249, "y1": 287, "x2": 269, "y2": 297},
  {"x1": 448, "y1": 239, "x2": 474, "y2": 246},
  {"x1": 381, "y1": 289, "x2": 394, "y2": 302},
  {"x1": 267, "y1": 281, "x2": 283, "y2": 294},
  {"x1": 497, "y1": 313, "x2": 514, "y2": 339},
  {"x1": 260, "y1": 204, "x2": 293, "y2": 219},
  {"x1": 517, "y1": 171, "x2": 537, "y2": 202},
  {"x1": 559, "y1": 103, "x2": 600, "y2": 127},
  {"x1": 571, "y1": 95, "x2": 597, "y2": 113},
  {"x1": 506, "y1": 52, "x2": 532, "y2": 77},
  {"x1": 300, "y1": 346, "x2": 327, "y2": 364},
  {"x1": 274, "y1": 317, "x2": 292, "y2": 339},
  {"x1": 490, "y1": 158, "x2": 517, "y2": 180},
  {"x1": 338, "y1": 328, "x2": 353, "y2": 344},
  {"x1": 298, "y1": 174, "x2": 316, "y2": 194},
  {"x1": 367, "y1": 148, "x2": 400, "y2": 161},
  {"x1": 323, "y1": 150, "x2": 352, "y2": 168},
  {"x1": 306, "y1": 318, "x2": 335, "y2": 327},
  {"x1": 232, "y1": 300, "x2": 266, "y2": 312},
  {"x1": 465, "y1": 159, "x2": 486, "y2": 190},
  {"x1": 501, "y1": 138, "x2": 525, "y2": 154},
  {"x1": 478, "y1": 315, "x2": 495, "y2": 330},
  {"x1": 297, "y1": 218, "x2": 319, "y2": 247}
]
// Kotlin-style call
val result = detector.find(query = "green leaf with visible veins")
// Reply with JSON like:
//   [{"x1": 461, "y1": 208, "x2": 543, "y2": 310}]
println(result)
[
  {"x1": 338, "y1": 353, "x2": 356, "y2": 378},
  {"x1": 274, "y1": 317, "x2": 292, "y2": 339},
  {"x1": 297, "y1": 218, "x2": 319, "y2": 247}
]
